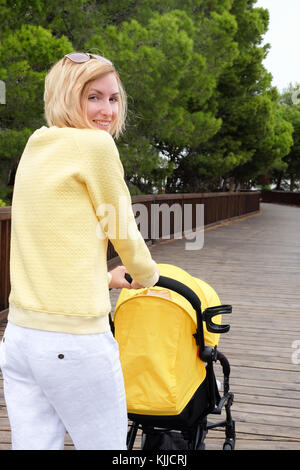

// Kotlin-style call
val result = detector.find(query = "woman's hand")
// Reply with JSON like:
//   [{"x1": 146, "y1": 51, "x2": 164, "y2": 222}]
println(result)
[
  {"x1": 108, "y1": 266, "x2": 132, "y2": 289},
  {"x1": 130, "y1": 279, "x2": 145, "y2": 289},
  {"x1": 108, "y1": 266, "x2": 144, "y2": 290},
  {"x1": 108, "y1": 266, "x2": 159, "y2": 290}
]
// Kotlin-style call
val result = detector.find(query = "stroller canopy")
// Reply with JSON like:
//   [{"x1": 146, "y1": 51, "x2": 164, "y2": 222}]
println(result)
[{"x1": 114, "y1": 264, "x2": 222, "y2": 416}]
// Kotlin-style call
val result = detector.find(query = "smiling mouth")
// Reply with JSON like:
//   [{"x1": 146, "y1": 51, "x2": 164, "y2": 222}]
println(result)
[{"x1": 93, "y1": 120, "x2": 111, "y2": 127}]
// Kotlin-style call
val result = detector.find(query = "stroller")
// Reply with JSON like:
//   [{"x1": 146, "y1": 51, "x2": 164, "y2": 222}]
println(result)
[{"x1": 112, "y1": 264, "x2": 235, "y2": 450}]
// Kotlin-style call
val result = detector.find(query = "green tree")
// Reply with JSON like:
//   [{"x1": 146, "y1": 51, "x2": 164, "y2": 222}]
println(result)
[
  {"x1": 0, "y1": 23, "x2": 72, "y2": 201},
  {"x1": 85, "y1": 2, "x2": 238, "y2": 192},
  {"x1": 0, "y1": 0, "x2": 293, "y2": 197},
  {"x1": 271, "y1": 84, "x2": 300, "y2": 191},
  {"x1": 222, "y1": 1, "x2": 293, "y2": 189},
  {"x1": 0, "y1": 0, "x2": 105, "y2": 49},
  {"x1": 166, "y1": 0, "x2": 293, "y2": 191}
]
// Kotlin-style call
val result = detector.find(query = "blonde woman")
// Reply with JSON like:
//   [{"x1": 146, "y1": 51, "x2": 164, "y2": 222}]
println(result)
[{"x1": 0, "y1": 52, "x2": 159, "y2": 450}]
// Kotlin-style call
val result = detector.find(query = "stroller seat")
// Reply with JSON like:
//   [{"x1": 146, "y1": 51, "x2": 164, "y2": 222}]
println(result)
[{"x1": 113, "y1": 263, "x2": 235, "y2": 450}]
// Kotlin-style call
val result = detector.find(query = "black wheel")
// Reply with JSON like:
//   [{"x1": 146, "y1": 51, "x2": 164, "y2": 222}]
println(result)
[
  {"x1": 223, "y1": 441, "x2": 234, "y2": 450},
  {"x1": 141, "y1": 432, "x2": 146, "y2": 449}
]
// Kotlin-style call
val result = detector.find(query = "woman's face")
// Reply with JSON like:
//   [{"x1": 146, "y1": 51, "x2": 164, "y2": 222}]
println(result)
[{"x1": 86, "y1": 72, "x2": 119, "y2": 133}]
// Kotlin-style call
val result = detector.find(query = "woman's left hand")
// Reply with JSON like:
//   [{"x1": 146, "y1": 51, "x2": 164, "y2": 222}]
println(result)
[{"x1": 108, "y1": 266, "x2": 132, "y2": 290}]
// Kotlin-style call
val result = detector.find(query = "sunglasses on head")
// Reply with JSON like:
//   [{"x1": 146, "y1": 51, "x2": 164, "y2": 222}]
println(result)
[{"x1": 64, "y1": 52, "x2": 113, "y2": 65}]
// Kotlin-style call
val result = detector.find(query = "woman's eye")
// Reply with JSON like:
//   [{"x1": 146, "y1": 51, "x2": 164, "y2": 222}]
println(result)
[{"x1": 88, "y1": 95, "x2": 118, "y2": 102}]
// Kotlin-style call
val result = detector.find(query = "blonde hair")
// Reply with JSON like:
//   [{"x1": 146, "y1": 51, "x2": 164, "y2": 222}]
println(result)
[{"x1": 44, "y1": 54, "x2": 127, "y2": 138}]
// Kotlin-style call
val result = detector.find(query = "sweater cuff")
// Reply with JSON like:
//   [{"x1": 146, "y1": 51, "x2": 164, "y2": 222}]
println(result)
[
  {"x1": 140, "y1": 268, "x2": 159, "y2": 288},
  {"x1": 107, "y1": 272, "x2": 112, "y2": 287}
]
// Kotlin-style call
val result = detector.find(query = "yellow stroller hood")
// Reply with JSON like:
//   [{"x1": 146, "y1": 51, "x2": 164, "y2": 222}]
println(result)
[{"x1": 114, "y1": 264, "x2": 223, "y2": 417}]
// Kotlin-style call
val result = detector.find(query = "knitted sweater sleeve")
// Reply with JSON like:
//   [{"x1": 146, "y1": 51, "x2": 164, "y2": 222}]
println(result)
[{"x1": 75, "y1": 130, "x2": 158, "y2": 287}]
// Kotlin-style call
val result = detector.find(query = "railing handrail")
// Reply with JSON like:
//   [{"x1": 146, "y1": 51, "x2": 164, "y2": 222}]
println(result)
[
  {"x1": 0, "y1": 206, "x2": 11, "y2": 221},
  {"x1": 131, "y1": 191, "x2": 259, "y2": 202},
  {"x1": 0, "y1": 191, "x2": 261, "y2": 215},
  {"x1": 262, "y1": 189, "x2": 300, "y2": 194},
  {"x1": 0, "y1": 191, "x2": 261, "y2": 221},
  {"x1": 261, "y1": 190, "x2": 300, "y2": 206},
  {"x1": 0, "y1": 191, "x2": 260, "y2": 316}
]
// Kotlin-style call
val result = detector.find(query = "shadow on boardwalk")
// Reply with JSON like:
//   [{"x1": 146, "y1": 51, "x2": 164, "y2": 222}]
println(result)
[{"x1": 1, "y1": 203, "x2": 300, "y2": 450}]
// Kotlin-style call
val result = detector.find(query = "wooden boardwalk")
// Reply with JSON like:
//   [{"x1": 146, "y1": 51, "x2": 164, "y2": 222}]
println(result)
[{"x1": 0, "y1": 202, "x2": 299, "y2": 450}]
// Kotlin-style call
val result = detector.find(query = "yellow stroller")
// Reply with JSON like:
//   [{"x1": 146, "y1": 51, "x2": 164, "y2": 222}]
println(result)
[{"x1": 112, "y1": 264, "x2": 235, "y2": 450}]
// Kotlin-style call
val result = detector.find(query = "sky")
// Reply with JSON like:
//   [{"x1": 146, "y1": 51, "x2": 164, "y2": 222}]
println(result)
[{"x1": 255, "y1": 0, "x2": 300, "y2": 92}]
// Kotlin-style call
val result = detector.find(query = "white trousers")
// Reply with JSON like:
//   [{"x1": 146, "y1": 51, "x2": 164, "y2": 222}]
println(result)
[{"x1": 0, "y1": 321, "x2": 128, "y2": 450}]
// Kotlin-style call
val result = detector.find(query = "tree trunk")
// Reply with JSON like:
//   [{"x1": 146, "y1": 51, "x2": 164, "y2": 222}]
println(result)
[{"x1": 275, "y1": 172, "x2": 283, "y2": 190}]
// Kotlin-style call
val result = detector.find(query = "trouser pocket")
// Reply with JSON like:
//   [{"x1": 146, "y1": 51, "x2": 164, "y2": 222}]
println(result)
[{"x1": 0, "y1": 336, "x2": 6, "y2": 370}]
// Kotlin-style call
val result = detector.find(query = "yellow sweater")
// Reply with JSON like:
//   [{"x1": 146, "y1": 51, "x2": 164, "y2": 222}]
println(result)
[{"x1": 8, "y1": 126, "x2": 158, "y2": 334}]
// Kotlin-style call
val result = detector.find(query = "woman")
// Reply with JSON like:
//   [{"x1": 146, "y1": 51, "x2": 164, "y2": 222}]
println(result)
[{"x1": 0, "y1": 52, "x2": 159, "y2": 450}]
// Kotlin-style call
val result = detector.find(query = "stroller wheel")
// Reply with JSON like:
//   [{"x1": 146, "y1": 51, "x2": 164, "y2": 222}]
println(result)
[
  {"x1": 223, "y1": 439, "x2": 235, "y2": 450},
  {"x1": 223, "y1": 443, "x2": 232, "y2": 450},
  {"x1": 141, "y1": 432, "x2": 146, "y2": 449}
]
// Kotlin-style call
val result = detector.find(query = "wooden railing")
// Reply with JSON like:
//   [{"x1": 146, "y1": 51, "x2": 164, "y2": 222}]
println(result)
[
  {"x1": 261, "y1": 190, "x2": 300, "y2": 206},
  {"x1": 0, "y1": 207, "x2": 11, "y2": 318},
  {"x1": 1, "y1": 192, "x2": 260, "y2": 316},
  {"x1": 108, "y1": 192, "x2": 260, "y2": 260}
]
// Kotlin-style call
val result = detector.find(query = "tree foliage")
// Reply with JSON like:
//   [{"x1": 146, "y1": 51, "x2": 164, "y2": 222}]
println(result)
[
  {"x1": 270, "y1": 84, "x2": 300, "y2": 191},
  {"x1": 0, "y1": 0, "x2": 297, "y2": 201},
  {"x1": 0, "y1": 17, "x2": 72, "y2": 199}
]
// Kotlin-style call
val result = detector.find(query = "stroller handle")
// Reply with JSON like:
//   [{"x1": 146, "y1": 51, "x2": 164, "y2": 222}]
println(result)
[{"x1": 124, "y1": 273, "x2": 231, "y2": 360}]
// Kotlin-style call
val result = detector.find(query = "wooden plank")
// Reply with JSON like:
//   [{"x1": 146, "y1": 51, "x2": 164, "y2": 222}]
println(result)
[
  {"x1": 234, "y1": 393, "x2": 300, "y2": 409},
  {"x1": 121, "y1": 203, "x2": 300, "y2": 451},
  {"x1": 228, "y1": 382, "x2": 300, "y2": 400},
  {"x1": 0, "y1": 310, "x2": 8, "y2": 323},
  {"x1": 1, "y1": 203, "x2": 300, "y2": 450}
]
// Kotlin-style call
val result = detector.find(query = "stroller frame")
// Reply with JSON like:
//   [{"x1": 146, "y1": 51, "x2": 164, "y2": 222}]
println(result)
[{"x1": 119, "y1": 274, "x2": 236, "y2": 450}]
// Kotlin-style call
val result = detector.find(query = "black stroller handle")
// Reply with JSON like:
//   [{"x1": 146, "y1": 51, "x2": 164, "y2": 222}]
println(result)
[
  {"x1": 125, "y1": 273, "x2": 201, "y2": 311},
  {"x1": 124, "y1": 273, "x2": 231, "y2": 361}
]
